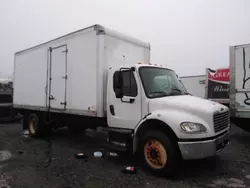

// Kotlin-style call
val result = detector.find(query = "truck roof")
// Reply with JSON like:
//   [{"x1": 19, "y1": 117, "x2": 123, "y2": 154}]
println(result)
[
  {"x1": 15, "y1": 24, "x2": 150, "y2": 55},
  {"x1": 134, "y1": 64, "x2": 174, "y2": 72},
  {"x1": 0, "y1": 78, "x2": 12, "y2": 83},
  {"x1": 180, "y1": 75, "x2": 205, "y2": 78},
  {"x1": 230, "y1": 43, "x2": 250, "y2": 48}
]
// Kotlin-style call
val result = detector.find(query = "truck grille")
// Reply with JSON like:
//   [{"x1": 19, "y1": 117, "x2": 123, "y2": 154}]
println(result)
[{"x1": 213, "y1": 111, "x2": 229, "y2": 133}]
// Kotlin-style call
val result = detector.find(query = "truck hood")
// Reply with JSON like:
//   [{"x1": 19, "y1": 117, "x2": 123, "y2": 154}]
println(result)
[{"x1": 149, "y1": 95, "x2": 227, "y2": 115}]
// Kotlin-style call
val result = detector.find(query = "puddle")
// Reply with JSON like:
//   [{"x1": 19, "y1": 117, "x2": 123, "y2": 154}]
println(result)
[{"x1": 0, "y1": 150, "x2": 12, "y2": 162}]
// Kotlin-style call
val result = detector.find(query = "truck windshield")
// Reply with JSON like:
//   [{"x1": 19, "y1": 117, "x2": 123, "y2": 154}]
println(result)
[{"x1": 139, "y1": 67, "x2": 188, "y2": 98}]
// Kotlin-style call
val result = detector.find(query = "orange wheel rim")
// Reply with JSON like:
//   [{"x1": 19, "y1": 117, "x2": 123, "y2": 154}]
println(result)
[{"x1": 144, "y1": 139, "x2": 167, "y2": 169}]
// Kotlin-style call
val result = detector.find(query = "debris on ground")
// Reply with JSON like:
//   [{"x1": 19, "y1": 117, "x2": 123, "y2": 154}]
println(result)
[
  {"x1": 23, "y1": 130, "x2": 29, "y2": 135},
  {"x1": 108, "y1": 152, "x2": 118, "y2": 157},
  {"x1": 22, "y1": 130, "x2": 29, "y2": 138},
  {"x1": 122, "y1": 166, "x2": 137, "y2": 174},
  {"x1": 0, "y1": 150, "x2": 12, "y2": 162},
  {"x1": 93, "y1": 151, "x2": 118, "y2": 158},
  {"x1": 75, "y1": 152, "x2": 88, "y2": 161},
  {"x1": 93, "y1": 151, "x2": 103, "y2": 158}
]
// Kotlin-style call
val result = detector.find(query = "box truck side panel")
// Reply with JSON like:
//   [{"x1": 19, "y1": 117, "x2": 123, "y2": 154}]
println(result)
[
  {"x1": 65, "y1": 30, "x2": 98, "y2": 115},
  {"x1": 104, "y1": 35, "x2": 150, "y2": 69},
  {"x1": 14, "y1": 28, "x2": 99, "y2": 117},
  {"x1": 231, "y1": 45, "x2": 250, "y2": 117},
  {"x1": 13, "y1": 25, "x2": 150, "y2": 118},
  {"x1": 14, "y1": 48, "x2": 48, "y2": 108},
  {"x1": 180, "y1": 76, "x2": 205, "y2": 98},
  {"x1": 101, "y1": 34, "x2": 150, "y2": 115}
]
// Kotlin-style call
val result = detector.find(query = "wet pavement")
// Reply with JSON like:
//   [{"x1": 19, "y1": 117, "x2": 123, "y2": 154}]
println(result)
[{"x1": 1, "y1": 122, "x2": 250, "y2": 188}]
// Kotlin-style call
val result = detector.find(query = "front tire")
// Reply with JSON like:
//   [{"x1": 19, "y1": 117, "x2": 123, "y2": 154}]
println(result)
[{"x1": 139, "y1": 130, "x2": 180, "y2": 177}]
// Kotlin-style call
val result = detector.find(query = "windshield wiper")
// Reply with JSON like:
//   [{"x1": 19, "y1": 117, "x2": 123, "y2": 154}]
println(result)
[
  {"x1": 149, "y1": 91, "x2": 170, "y2": 97},
  {"x1": 171, "y1": 87, "x2": 183, "y2": 93},
  {"x1": 171, "y1": 87, "x2": 190, "y2": 95}
]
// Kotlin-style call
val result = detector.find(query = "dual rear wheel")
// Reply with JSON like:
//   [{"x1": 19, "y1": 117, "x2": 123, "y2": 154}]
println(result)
[
  {"x1": 24, "y1": 113, "x2": 51, "y2": 138},
  {"x1": 25, "y1": 113, "x2": 85, "y2": 137}
]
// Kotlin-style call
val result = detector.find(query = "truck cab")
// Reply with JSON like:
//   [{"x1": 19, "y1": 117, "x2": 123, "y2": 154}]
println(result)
[{"x1": 107, "y1": 64, "x2": 230, "y2": 176}]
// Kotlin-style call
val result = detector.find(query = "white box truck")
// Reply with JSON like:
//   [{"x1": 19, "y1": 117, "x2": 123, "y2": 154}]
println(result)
[
  {"x1": 13, "y1": 25, "x2": 230, "y2": 176},
  {"x1": 180, "y1": 68, "x2": 230, "y2": 107},
  {"x1": 205, "y1": 68, "x2": 229, "y2": 106},
  {"x1": 230, "y1": 44, "x2": 250, "y2": 131},
  {"x1": 180, "y1": 75, "x2": 206, "y2": 98}
]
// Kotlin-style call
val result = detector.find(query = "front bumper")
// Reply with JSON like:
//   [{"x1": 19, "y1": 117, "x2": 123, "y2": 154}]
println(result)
[{"x1": 178, "y1": 131, "x2": 230, "y2": 160}]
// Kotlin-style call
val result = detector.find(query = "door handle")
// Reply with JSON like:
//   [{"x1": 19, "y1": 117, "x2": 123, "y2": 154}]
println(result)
[
  {"x1": 121, "y1": 97, "x2": 135, "y2": 103},
  {"x1": 62, "y1": 75, "x2": 68, "y2": 79},
  {"x1": 129, "y1": 98, "x2": 135, "y2": 103},
  {"x1": 110, "y1": 105, "x2": 115, "y2": 115}
]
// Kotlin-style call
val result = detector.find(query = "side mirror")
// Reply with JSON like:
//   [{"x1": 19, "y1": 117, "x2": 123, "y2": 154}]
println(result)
[{"x1": 113, "y1": 71, "x2": 123, "y2": 98}]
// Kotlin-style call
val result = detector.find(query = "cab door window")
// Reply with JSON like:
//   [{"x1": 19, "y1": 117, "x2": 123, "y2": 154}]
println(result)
[{"x1": 113, "y1": 70, "x2": 138, "y2": 97}]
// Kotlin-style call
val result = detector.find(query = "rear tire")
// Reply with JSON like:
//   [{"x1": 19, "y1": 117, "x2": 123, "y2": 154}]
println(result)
[
  {"x1": 138, "y1": 130, "x2": 180, "y2": 177},
  {"x1": 28, "y1": 113, "x2": 45, "y2": 138}
]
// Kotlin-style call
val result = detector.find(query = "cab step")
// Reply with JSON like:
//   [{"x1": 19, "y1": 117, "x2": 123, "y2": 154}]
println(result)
[
  {"x1": 102, "y1": 140, "x2": 129, "y2": 152},
  {"x1": 99, "y1": 127, "x2": 133, "y2": 135},
  {"x1": 97, "y1": 127, "x2": 134, "y2": 152}
]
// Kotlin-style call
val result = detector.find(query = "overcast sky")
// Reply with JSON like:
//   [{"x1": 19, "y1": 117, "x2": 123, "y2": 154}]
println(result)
[{"x1": 1, "y1": 0, "x2": 250, "y2": 78}]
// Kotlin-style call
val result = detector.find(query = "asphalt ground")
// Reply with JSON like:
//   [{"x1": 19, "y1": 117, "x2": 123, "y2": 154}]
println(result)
[{"x1": 1, "y1": 122, "x2": 250, "y2": 188}]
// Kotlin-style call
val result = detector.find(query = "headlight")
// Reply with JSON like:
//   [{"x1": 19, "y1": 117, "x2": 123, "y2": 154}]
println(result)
[{"x1": 180, "y1": 122, "x2": 207, "y2": 133}]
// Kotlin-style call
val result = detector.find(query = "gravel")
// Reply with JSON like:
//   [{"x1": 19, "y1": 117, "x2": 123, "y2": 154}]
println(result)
[{"x1": 0, "y1": 122, "x2": 250, "y2": 188}]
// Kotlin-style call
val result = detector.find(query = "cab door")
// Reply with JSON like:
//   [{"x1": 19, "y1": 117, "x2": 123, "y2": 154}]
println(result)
[{"x1": 107, "y1": 68, "x2": 142, "y2": 129}]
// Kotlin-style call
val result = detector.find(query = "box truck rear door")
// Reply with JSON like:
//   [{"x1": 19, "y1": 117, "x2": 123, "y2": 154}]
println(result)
[{"x1": 49, "y1": 45, "x2": 67, "y2": 110}]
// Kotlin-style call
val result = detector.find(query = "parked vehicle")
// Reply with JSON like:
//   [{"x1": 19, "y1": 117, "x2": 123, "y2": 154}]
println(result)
[
  {"x1": 180, "y1": 68, "x2": 229, "y2": 106},
  {"x1": 230, "y1": 43, "x2": 250, "y2": 131},
  {"x1": 180, "y1": 75, "x2": 206, "y2": 98},
  {"x1": 13, "y1": 24, "x2": 230, "y2": 176},
  {"x1": 205, "y1": 68, "x2": 229, "y2": 106},
  {"x1": 0, "y1": 78, "x2": 18, "y2": 122}
]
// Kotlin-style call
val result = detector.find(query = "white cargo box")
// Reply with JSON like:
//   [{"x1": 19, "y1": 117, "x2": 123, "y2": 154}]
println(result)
[
  {"x1": 230, "y1": 43, "x2": 250, "y2": 118},
  {"x1": 13, "y1": 25, "x2": 150, "y2": 117},
  {"x1": 180, "y1": 75, "x2": 206, "y2": 98}
]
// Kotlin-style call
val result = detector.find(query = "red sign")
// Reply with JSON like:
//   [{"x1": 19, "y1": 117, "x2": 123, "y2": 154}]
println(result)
[{"x1": 208, "y1": 68, "x2": 229, "y2": 83}]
